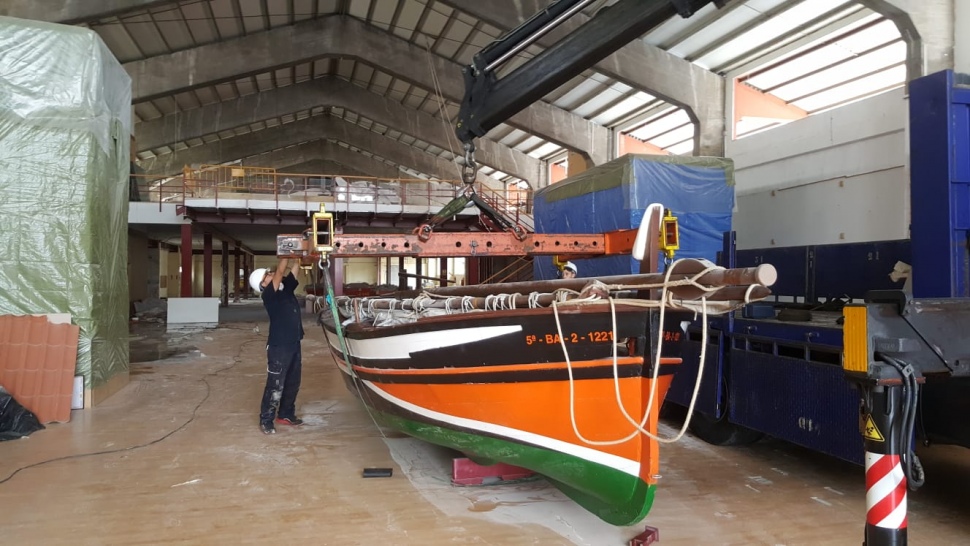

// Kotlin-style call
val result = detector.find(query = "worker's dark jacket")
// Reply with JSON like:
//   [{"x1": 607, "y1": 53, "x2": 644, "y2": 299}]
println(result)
[{"x1": 262, "y1": 273, "x2": 304, "y2": 346}]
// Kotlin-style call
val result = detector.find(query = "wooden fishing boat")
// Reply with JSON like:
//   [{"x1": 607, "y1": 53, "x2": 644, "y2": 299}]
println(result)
[{"x1": 317, "y1": 258, "x2": 776, "y2": 525}]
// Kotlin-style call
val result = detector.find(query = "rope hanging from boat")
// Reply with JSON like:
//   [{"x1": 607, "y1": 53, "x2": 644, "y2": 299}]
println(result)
[
  {"x1": 315, "y1": 256, "x2": 771, "y2": 445},
  {"x1": 553, "y1": 258, "x2": 717, "y2": 445},
  {"x1": 318, "y1": 256, "x2": 389, "y2": 440},
  {"x1": 320, "y1": 256, "x2": 350, "y2": 364}
]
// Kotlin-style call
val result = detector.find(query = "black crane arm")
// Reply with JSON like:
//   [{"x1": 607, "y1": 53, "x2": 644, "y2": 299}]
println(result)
[{"x1": 455, "y1": 0, "x2": 727, "y2": 164}]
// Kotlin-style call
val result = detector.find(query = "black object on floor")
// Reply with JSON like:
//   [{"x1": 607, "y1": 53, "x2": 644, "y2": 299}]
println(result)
[
  {"x1": 0, "y1": 386, "x2": 45, "y2": 441},
  {"x1": 362, "y1": 467, "x2": 393, "y2": 478}
]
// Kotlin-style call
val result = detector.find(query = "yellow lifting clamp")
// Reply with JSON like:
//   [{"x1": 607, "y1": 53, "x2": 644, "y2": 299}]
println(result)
[
  {"x1": 312, "y1": 203, "x2": 335, "y2": 255},
  {"x1": 659, "y1": 208, "x2": 679, "y2": 262},
  {"x1": 552, "y1": 255, "x2": 568, "y2": 273},
  {"x1": 275, "y1": 204, "x2": 334, "y2": 260}
]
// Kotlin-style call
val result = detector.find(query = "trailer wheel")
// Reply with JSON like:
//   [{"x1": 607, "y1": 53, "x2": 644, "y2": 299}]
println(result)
[{"x1": 689, "y1": 411, "x2": 764, "y2": 446}]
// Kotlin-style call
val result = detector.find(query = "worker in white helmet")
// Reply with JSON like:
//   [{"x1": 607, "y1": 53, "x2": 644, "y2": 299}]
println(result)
[
  {"x1": 561, "y1": 261, "x2": 578, "y2": 279},
  {"x1": 248, "y1": 257, "x2": 304, "y2": 435}
]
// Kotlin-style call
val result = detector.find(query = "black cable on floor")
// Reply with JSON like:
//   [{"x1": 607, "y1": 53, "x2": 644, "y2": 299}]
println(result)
[{"x1": 0, "y1": 335, "x2": 257, "y2": 486}]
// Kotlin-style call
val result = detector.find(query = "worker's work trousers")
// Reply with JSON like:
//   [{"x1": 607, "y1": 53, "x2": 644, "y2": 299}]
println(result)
[{"x1": 259, "y1": 342, "x2": 302, "y2": 423}]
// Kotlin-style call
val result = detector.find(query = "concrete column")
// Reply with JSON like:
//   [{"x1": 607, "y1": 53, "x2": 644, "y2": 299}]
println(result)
[
  {"x1": 397, "y1": 257, "x2": 406, "y2": 290},
  {"x1": 146, "y1": 244, "x2": 160, "y2": 299},
  {"x1": 203, "y1": 232, "x2": 213, "y2": 298},
  {"x1": 180, "y1": 223, "x2": 193, "y2": 297},
  {"x1": 233, "y1": 243, "x2": 241, "y2": 302},
  {"x1": 244, "y1": 254, "x2": 253, "y2": 299},
  {"x1": 220, "y1": 240, "x2": 229, "y2": 308},
  {"x1": 127, "y1": 232, "x2": 149, "y2": 304},
  {"x1": 957, "y1": 0, "x2": 970, "y2": 73}
]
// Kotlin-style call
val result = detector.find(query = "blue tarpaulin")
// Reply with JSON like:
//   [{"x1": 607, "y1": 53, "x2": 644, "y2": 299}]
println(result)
[{"x1": 533, "y1": 154, "x2": 735, "y2": 280}]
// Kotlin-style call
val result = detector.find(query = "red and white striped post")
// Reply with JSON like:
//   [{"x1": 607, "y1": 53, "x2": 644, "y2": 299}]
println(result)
[{"x1": 863, "y1": 386, "x2": 907, "y2": 546}]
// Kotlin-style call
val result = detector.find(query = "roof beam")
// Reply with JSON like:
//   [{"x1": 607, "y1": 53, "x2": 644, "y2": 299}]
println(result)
[
  {"x1": 0, "y1": 0, "x2": 169, "y2": 23},
  {"x1": 124, "y1": 16, "x2": 608, "y2": 164},
  {"x1": 435, "y1": 0, "x2": 725, "y2": 156},
  {"x1": 277, "y1": 160, "x2": 371, "y2": 178},
  {"x1": 135, "y1": 77, "x2": 544, "y2": 185},
  {"x1": 139, "y1": 115, "x2": 502, "y2": 187},
  {"x1": 244, "y1": 141, "x2": 402, "y2": 179}
]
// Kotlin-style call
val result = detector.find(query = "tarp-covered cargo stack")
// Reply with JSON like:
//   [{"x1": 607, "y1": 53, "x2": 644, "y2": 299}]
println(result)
[
  {"x1": 533, "y1": 154, "x2": 735, "y2": 280},
  {"x1": 0, "y1": 17, "x2": 132, "y2": 402}
]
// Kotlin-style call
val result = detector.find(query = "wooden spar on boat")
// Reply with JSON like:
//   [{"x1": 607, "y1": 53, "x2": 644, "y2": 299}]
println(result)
[
  {"x1": 420, "y1": 263, "x2": 777, "y2": 299},
  {"x1": 334, "y1": 285, "x2": 772, "y2": 313},
  {"x1": 329, "y1": 261, "x2": 776, "y2": 313}
]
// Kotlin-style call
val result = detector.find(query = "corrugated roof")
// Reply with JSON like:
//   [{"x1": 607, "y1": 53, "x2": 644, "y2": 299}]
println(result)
[{"x1": 79, "y1": 1, "x2": 909, "y2": 182}]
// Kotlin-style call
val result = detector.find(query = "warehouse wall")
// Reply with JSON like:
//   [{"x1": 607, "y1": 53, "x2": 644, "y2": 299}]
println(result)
[
  {"x1": 344, "y1": 257, "x2": 379, "y2": 285},
  {"x1": 192, "y1": 252, "x2": 252, "y2": 297},
  {"x1": 727, "y1": 88, "x2": 909, "y2": 249}
]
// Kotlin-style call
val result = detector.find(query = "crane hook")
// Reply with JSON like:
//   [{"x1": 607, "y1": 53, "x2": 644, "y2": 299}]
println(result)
[{"x1": 462, "y1": 142, "x2": 478, "y2": 186}]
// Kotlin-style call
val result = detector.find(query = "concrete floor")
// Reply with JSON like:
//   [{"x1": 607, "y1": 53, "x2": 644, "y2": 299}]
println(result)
[{"x1": 2, "y1": 305, "x2": 970, "y2": 545}]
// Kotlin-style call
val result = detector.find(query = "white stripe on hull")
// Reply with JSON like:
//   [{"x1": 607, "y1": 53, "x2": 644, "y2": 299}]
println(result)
[
  {"x1": 364, "y1": 377, "x2": 641, "y2": 478},
  {"x1": 323, "y1": 327, "x2": 643, "y2": 478},
  {"x1": 326, "y1": 324, "x2": 522, "y2": 360}
]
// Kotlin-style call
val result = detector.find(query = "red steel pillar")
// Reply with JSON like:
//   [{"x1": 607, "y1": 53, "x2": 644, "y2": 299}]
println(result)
[
  {"x1": 333, "y1": 258, "x2": 344, "y2": 297},
  {"x1": 466, "y1": 257, "x2": 480, "y2": 285},
  {"x1": 180, "y1": 223, "x2": 193, "y2": 297},
  {"x1": 397, "y1": 257, "x2": 406, "y2": 290},
  {"x1": 220, "y1": 240, "x2": 229, "y2": 307},
  {"x1": 203, "y1": 232, "x2": 213, "y2": 297}
]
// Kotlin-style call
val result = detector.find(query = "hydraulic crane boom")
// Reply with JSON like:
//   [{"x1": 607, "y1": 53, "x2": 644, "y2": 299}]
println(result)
[{"x1": 454, "y1": 0, "x2": 730, "y2": 182}]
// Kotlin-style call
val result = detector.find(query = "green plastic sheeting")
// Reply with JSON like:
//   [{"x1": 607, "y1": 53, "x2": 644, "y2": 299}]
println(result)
[
  {"x1": 0, "y1": 17, "x2": 132, "y2": 390},
  {"x1": 537, "y1": 154, "x2": 735, "y2": 203}
]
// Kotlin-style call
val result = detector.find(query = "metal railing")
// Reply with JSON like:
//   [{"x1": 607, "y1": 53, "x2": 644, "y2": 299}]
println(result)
[
  {"x1": 129, "y1": 171, "x2": 192, "y2": 211},
  {"x1": 130, "y1": 164, "x2": 534, "y2": 223}
]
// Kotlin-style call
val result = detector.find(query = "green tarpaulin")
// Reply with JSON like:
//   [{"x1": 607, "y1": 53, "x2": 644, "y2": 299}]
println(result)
[{"x1": 0, "y1": 16, "x2": 132, "y2": 389}]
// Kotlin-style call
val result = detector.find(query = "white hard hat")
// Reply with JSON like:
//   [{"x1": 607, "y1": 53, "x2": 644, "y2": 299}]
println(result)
[
  {"x1": 249, "y1": 268, "x2": 268, "y2": 293},
  {"x1": 563, "y1": 261, "x2": 577, "y2": 274}
]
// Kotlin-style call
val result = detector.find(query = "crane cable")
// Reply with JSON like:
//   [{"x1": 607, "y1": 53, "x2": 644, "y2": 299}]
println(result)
[{"x1": 422, "y1": 36, "x2": 467, "y2": 184}]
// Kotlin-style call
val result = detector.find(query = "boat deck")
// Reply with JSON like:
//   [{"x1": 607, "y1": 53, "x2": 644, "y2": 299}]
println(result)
[{"x1": 3, "y1": 312, "x2": 969, "y2": 545}]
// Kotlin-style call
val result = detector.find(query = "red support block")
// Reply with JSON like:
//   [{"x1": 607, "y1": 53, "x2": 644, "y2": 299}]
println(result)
[
  {"x1": 629, "y1": 525, "x2": 660, "y2": 546},
  {"x1": 452, "y1": 458, "x2": 534, "y2": 486}
]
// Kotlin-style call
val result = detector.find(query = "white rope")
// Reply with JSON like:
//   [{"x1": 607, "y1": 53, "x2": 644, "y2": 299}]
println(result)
[
  {"x1": 554, "y1": 259, "x2": 714, "y2": 445},
  {"x1": 744, "y1": 283, "x2": 756, "y2": 303}
]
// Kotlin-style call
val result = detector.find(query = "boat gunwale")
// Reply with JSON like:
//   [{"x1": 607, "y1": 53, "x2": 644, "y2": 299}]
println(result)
[{"x1": 330, "y1": 299, "x2": 654, "y2": 338}]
